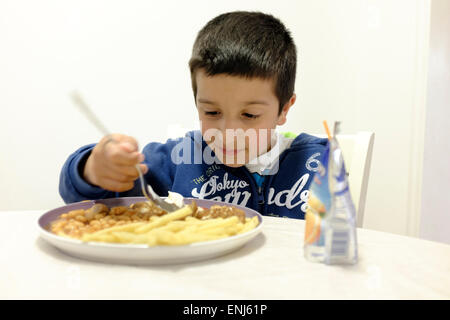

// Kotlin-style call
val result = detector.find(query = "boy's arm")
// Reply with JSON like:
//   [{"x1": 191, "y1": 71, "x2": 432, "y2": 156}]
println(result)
[
  {"x1": 59, "y1": 138, "x2": 180, "y2": 204},
  {"x1": 59, "y1": 144, "x2": 117, "y2": 203}
]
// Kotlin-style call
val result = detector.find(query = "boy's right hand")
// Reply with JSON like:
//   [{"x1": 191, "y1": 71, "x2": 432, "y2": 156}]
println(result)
[{"x1": 83, "y1": 134, "x2": 148, "y2": 192}]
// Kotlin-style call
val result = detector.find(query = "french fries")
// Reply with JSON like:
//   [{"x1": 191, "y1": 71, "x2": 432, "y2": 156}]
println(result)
[
  {"x1": 134, "y1": 204, "x2": 196, "y2": 234},
  {"x1": 81, "y1": 203, "x2": 259, "y2": 246}
]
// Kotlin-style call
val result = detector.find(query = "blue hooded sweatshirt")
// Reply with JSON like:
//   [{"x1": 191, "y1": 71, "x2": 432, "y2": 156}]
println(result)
[{"x1": 59, "y1": 130, "x2": 328, "y2": 219}]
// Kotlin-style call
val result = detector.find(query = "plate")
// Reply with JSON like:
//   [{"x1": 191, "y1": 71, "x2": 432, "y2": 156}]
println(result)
[{"x1": 38, "y1": 197, "x2": 263, "y2": 265}]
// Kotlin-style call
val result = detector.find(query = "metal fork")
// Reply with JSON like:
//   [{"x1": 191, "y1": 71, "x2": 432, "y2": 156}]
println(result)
[{"x1": 70, "y1": 90, "x2": 181, "y2": 212}]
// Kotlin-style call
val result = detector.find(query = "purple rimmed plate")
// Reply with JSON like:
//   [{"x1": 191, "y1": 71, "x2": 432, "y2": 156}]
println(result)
[{"x1": 37, "y1": 197, "x2": 263, "y2": 265}]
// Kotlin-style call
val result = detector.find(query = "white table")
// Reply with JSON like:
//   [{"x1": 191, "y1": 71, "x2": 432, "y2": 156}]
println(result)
[{"x1": 1, "y1": 210, "x2": 449, "y2": 299}]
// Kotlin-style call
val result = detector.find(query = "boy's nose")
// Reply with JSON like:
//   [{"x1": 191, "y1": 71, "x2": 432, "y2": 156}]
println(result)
[
  {"x1": 221, "y1": 118, "x2": 242, "y2": 132},
  {"x1": 223, "y1": 130, "x2": 249, "y2": 149}
]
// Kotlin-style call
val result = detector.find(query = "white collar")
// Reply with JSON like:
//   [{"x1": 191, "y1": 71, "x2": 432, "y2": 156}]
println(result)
[{"x1": 245, "y1": 131, "x2": 294, "y2": 175}]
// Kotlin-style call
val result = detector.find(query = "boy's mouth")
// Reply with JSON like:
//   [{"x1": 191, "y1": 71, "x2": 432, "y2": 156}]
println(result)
[
  {"x1": 211, "y1": 143, "x2": 246, "y2": 156},
  {"x1": 220, "y1": 147, "x2": 244, "y2": 155}
]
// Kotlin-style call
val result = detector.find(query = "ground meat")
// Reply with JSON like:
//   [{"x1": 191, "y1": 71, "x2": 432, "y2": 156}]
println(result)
[
  {"x1": 193, "y1": 205, "x2": 246, "y2": 223},
  {"x1": 129, "y1": 201, "x2": 166, "y2": 217},
  {"x1": 50, "y1": 201, "x2": 167, "y2": 239}
]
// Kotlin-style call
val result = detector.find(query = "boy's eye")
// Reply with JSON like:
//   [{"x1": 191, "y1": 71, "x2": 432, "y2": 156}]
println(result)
[
  {"x1": 204, "y1": 111, "x2": 220, "y2": 116},
  {"x1": 243, "y1": 113, "x2": 259, "y2": 119}
]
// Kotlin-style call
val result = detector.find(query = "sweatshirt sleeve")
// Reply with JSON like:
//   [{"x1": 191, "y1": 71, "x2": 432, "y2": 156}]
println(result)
[
  {"x1": 59, "y1": 137, "x2": 182, "y2": 204},
  {"x1": 58, "y1": 143, "x2": 117, "y2": 203},
  {"x1": 140, "y1": 137, "x2": 181, "y2": 197}
]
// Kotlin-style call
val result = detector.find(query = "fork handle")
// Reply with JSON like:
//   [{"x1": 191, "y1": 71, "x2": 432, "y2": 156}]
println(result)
[{"x1": 135, "y1": 164, "x2": 152, "y2": 200}]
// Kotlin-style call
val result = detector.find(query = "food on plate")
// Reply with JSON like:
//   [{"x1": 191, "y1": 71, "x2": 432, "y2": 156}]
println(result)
[
  {"x1": 193, "y1": 205, "x2": 246, "y2": 223},
  {"x1": 49, "y1": 201, "x2": 166, "y2": 239},
  {"x1": 49, "y1": 200, "x2": 259, "y2": 246},
  {"x1": 165, "y1": 191, "x2": 185, "y2": 208}
]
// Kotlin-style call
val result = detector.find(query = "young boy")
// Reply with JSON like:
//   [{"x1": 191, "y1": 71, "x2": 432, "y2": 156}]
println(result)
[{"x1": 59, "y1": 11, "x2": 328, "y2": 219}]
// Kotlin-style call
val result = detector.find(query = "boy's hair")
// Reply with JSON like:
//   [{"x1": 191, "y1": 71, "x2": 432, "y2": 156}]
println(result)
[{"x1": 189, "y1": 11, "x2": 297, "y2": 115}]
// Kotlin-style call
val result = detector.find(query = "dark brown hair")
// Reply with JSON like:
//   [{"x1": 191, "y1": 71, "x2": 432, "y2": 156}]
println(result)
[{"x1": 189, "y1": 11, "x2": 297, "y2": 114}]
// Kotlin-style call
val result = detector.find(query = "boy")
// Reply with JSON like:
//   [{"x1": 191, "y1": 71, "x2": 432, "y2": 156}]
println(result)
[{"x1": 59, "y1": 11, "x2": 328, "y2": 219}]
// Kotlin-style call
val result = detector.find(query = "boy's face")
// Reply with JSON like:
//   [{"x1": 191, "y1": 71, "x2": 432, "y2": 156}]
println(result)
[{"x1": 195, "y1": 69, "x2": 295, "y2": 167}]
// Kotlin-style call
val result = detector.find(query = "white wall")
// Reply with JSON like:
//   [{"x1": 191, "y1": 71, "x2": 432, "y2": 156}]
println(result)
[
  {"x1": 0, "y1": 0, "x2": 439, "y2": 240},
  {"x1": 282, "y1": 0, "x2": 430, "y2": 238},
  {"x1": 420, "y1": 0, "x2": 450, "y2": 244}
]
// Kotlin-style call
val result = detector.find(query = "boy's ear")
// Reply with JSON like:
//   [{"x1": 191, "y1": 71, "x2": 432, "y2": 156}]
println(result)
[{"x1": 277, "y1": 94, "x2": 296, "y2": 126}]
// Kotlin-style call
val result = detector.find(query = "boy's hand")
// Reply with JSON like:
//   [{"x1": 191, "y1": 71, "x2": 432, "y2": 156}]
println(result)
[{"x1": 83, "y1": 134, "x2": 148, "y2": 192}]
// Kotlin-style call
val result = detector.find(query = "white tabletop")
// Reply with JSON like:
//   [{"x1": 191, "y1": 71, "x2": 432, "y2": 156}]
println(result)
[{"x1": 1, "y1": 210, "x2": 450, "y2": 300}]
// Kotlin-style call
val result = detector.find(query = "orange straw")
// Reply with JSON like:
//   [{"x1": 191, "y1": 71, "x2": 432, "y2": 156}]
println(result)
[{"x1": 323, "y1": 120, "x2": 332, "y2": 140}]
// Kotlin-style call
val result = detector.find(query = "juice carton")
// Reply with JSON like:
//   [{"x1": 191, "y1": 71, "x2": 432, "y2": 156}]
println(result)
[{"x1": 304, "y1": 121, "x2": 358, "y2": 265}]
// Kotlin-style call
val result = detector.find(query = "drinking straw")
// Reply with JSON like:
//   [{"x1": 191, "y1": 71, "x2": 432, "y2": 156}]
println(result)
[{"x1": 323, "y1": 120, "x2": 332, "y2": 140}]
